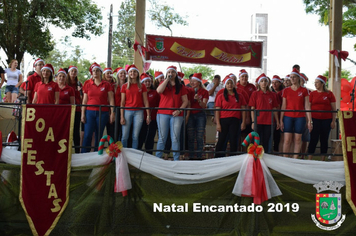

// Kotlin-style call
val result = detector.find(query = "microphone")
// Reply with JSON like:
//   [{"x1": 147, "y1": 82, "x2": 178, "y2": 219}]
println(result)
[
  {"x1": 168, "y1": 75, "x2": 172, "y2": 80},
  {"x1": 194, "y1": 88, "x2": 198, "y2": 101}
]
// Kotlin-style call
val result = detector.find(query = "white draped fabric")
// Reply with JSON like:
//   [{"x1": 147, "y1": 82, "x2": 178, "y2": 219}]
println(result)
[{"x1": 1, "y1": 147, "x2": 345, "y2": 186}]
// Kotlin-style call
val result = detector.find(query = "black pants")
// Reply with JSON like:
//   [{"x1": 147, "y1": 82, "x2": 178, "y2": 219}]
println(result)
[
  {"x1": 138, "y1": 120, "x2": 158, "y2": 154},
  {"x1": 255, "y1": 124, "x2": 272, "y2": 153},
  {"x1": 73, "y1": 111, "x2": 81, "y2": 153},
  {"x1": 308, "y1": 118, "x2": 332, "y2": 154},
  {"x1": 215, "y1": 117, "x2": 240, "y2": 158}
]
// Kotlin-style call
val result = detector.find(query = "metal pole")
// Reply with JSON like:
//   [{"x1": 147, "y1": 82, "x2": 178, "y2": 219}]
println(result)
[{"x1": 107, "y1": 4, "x2": 113, "y2": 67}]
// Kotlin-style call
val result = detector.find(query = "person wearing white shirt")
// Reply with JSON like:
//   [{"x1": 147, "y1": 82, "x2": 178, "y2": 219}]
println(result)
[
  {"x1": 4, "y1": 59, "x2": 23, "y2": 103},
  {"x1": 206, "y1": 75, "x2": 223, "y2": 122}
]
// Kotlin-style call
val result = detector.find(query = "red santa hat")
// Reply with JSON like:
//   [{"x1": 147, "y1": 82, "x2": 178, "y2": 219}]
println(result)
[
  {"x1": 178, "y1": 72, "x2": 185, "y2": 80},
  {"x1": 33, "y1": 58, "x2": 44, "y2": 67},
  {"x1": 290, "y1": 68, "x2": 301, "y2": 78},
  {"x1": 315, "y1": 75, "x2": 327, "y2": 84},
  {"x1": 7, "y1": 131, "x2": 18, "y2": 143},
  {"x1": 192, "y1": 73, "x2": 203, "y2": 83},
  {"x1": 103, "y1": 67, "x2": 113, "y2": 74},
  {"x1": 68, "y1": 65, "x2": 78, "y2": 73},
  {"x1": 41, "y1": 64, "x2": 54, "y2": 74},
  {"x1": 223, "y1": 75, "x2": 234, "y2": 87},
  {"x1": 140, "y1": 73, "x2": 151, "y2": 83},
  {"x1": 285, "y1": 74, "x2": 290, "y2": 80},
  {"x1": 114, "y1": 67, "x2": 126, "y2": 74},
  {"x1": 154, "y1": 71, "x2": 164, "y2": 80},
  {"x1": 166, "y1": 65, "x2": 177, "y2": 74},
  {"x1": 300, "y1": 73, "x2": 308, "y2": 83},
  {"x1": 127, "y1": 64, "x2": 139, "y2": 73},
  {"x1": 239, "y1": 69, "x2": 248, "y2": 77},
  {"x1": 229, "y1": 73, "x2": 236, "y2": 78},
  {"x1": 255, "y1": 73, "x2": 268, "y2": 84},
  {"x1": 272, "y1": 75, "x2": 283, "y2": 83},
  {"x1": 89, "y1": 62, "x2": 103, "y2": 75},
  {"x1": 57, "y1": 68, "x2": 67, "y2": 76}
]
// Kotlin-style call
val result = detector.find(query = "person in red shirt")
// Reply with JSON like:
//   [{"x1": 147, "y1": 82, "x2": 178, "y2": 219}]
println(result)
[
  {"x1": 308, "y1": 75, "x2": 336, "y2": 160},
  {"x1": 271, "y1": 75, "x2": 284, "y2": 153},
  {"x1": 215, "y1": 75, "x2": 246, "y2": 158},
  {"x1": 102, "y1": 67, "x2": 117, "y2": 139},
  {"x1": 156, "y1": 65, "x2": 189, "y2": 161},
  {"x1": 153, "y1": 71, "x2": 164, "y2": 89},
  {"x1": 67, "y1": 65, "x2": 83, "y2": 153},
  {"x1": 120, "y1": 65, "x2": 150, "y2": 149},
  {"x1": 32, "y1": 64, "x2": 59, "y2": 104},
  {"x1": 249, "y1": 73, "x2": 280, "y2": 152},
  {"x1": 138, "y1": 73, "x2": 160, "y2": 154},
  {"x1": 81, "y1": 62, "x2": 115, "y2": 153},
  {"x1": 26, "y1": 58, "x2": 45, "y2": 104},
  {"x1": 280, "y1": 69, "x2": 312, "y2": 158},
  {"x1": 56, "y1": 68, "x2": 75, "y2": 105},
  {"x1": 186, "y1": 73, "x2": 209, "y2": 159}
]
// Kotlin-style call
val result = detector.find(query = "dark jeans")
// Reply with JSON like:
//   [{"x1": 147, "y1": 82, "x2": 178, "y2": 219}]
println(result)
[
  {"x1": 73, "y1": 111, "x2": 81, "y2": 153},
  {"x1": 255, "y1": 124, "x2": 272, "y2": 153},
  {"x1": 308, "y1": 118, "x2": 332, "y2": 154},
  {"x1": 139, "y1": 120, "x2": 158, "y2": 154},
  {"x1": 215, "y1": 117, "x2": 241, "y2": 158},
  {"x1": 187, "y1": 111, "x2": 207, "y2": 158}
]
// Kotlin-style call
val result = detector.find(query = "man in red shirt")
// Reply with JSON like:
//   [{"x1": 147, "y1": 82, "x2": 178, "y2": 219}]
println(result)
[{"x1": 26, "y1": 58, "x2": 45, "y2": 104}]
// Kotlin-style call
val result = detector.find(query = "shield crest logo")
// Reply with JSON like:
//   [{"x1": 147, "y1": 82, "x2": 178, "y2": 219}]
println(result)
[
  {"x1": 316, "y1": 193, "x2": 341, "y2": 224},
  {"x1": 154, "y1": 38, "x2": 165, "y2": 53},
  {"x1": 311, "y1": 181, "x2": 346, "y2": 231}
]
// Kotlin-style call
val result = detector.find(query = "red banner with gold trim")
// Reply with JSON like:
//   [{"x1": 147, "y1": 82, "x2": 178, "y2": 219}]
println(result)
[
  {"x1": 19, "y1": 105, "x2": 75, "y2": 236},
  {"x1": 339, "y1": 111, "x2": 356, "y2": 215},
  {"x1": 146, "y1": 34, "x2": 263, "y2": 68}
]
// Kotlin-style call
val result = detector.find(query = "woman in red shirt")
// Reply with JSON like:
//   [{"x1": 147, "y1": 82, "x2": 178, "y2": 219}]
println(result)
[
  {"x1": 103, "y1": 67, "x2": 117, "y2": 139},
  {"x1": 249, "y1": 73, "x2": 279, "y2": 152},
  {"x1": 280, "y1": 69, "x2": 312, "y2": 158},
  {"x1": 186, "y1": 73, "x2": 209, "y2": 159},
  {"x1": 56, "y1": 68, "x2": 75, "y2": 105},
  {"x1": 215, "y1": 75, "x2": 246, "y2": 158},
  {"x1": 32, "y1": 64, "x2": 59, "y2": 104},
  {"x1": 81, "y1": 63, "x2": 115, "y2": 153},
  {"x1": 308, "y1": 75, "x2": 336, "y2": 160},
  {"x1": 156, "y1": 66, "x2": 188, "y2": 161},
  {"x1": 138, "y1": 73, "x2": 160, "y2": 154},
  {"x1": 120, "y1": 65, "x2": 150, "y2": 149},
  {"x1": 113, "y1": 67, "x2": 127, "y2": 141}
]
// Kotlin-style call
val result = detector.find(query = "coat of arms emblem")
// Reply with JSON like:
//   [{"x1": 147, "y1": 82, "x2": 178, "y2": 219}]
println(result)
[
  {"x1": 311, "y1": 181, "x2": 346, "y2": 230},
  {"x1": 154, "y1": 38, "x2": 165, "y2": 53}
]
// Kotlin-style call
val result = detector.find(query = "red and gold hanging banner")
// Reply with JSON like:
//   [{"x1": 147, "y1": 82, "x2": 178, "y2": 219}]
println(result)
[
  {"x1": 146, "y1": 34, "x2": 263, "y2": 68},
  {"x1": 339, "y1": 111, "x2": 356, "y2": 215},
  {"x1": 19, "y1": 105, "x2": 75, "y2": 236}
]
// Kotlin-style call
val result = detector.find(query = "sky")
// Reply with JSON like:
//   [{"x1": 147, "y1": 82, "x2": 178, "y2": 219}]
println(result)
[{"x1": 20, "y1": 0, "x2": 356, "y2": 88}]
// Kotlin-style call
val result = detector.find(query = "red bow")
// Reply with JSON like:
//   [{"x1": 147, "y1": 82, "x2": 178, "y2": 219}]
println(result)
[
  {"x1": 329, "y1": 50, "x2": 349, "y2": 61},
  {"x1": 248, "y1": 144, "x2": 263, "y2": 159},
  {"x1": 133, "y1": 40, "x2": 148, "y2": 56},
  {"x1": 108, "y1": 143, "x2": 121, "y2": 159}
]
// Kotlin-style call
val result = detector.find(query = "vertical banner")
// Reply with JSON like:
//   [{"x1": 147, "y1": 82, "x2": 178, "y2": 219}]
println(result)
[
  {"x1": 339, "y1": 111, "x2": 356, "y2": 215},
  {"x1": 19, "y1": 105, "x2": 75, "y2": 236}
]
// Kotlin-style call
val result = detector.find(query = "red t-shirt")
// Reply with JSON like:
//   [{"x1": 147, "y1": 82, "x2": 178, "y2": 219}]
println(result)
[
  {"x1": 68, "y1": 81, "x2": 82, "y2": 112},
  {"x1": 83, "y1": 79, "x2": 113, "y2": 111},
  {"x1": 216, "y1": 88, "x2": 249, "y2": 105},
  {"x1": 249, "y1": 90, "x2": 278, "y2": 125},
  {"x1": 236, "y1": 82, "x2": 256, "y2": 98},
  {"x1": 158, "y1": 84, "x2": 188, "y2": 116},
  {"x1": 59, "y1": 85, "x2": 75, "y2": 105},
  {"x1": 282, "y1": 86, "x2": 309, "y2": 118},
  {"x1": 121, "y1": 83, "x2": 147, "y2": 110},
  {"x1": 146, "y1": 89, "x2": 160, "y2": 120},
  {"x1": 309, "y1": 90, "x2": 336, "y2": 119},
  {"x1": 188, "y1": 87, "x2": 209, "y2": 114},
  {"x1": 34, "y1": 81, "x2": 59, "y2": 104},
  {"x1": 115, "y1": 85, "x2": 121, "y2": 107},
  {"x1": 215, "y1": 92, "x2": 247, "y2": 119},
  {"x1": 27, "y1": 72, "x2": 42, "y2": 103}
]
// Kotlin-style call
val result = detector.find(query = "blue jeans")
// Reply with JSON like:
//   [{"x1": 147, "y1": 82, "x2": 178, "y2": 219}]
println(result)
[
  {"x1": 207, "y1": 102, "x2": 215, "y2": 116},
  {"x1": 81, "y1": 110, "x2": 109, "y2": 153},
  {"x1": 283, "y1": 116, "x2": 306, "y2": 134},
  {"x1": 156, "y1": 114, "x2": 183, "y2": 161},
  {"x1": 187, "y1": 111, "x2": 207, "y2": 158},
  {"x1": 121, "y1": 110, "x2": 144, "y2": 149}
]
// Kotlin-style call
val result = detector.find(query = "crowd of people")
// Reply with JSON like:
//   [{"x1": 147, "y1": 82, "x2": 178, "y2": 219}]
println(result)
[{"x1": 0, "y1": 59, "x2": 337, "y2": 161}]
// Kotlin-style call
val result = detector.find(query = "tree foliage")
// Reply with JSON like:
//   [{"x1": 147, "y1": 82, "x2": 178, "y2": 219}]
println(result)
[
  {"x1": 323, "y1": 69, "x2": 352, "y2": 81},
  {"x1": 0, "y1": 0, "x2": 103, "y2": 65},
  {"x1": 303, "y1": 0, "x2": 356, "y2": 48},
  {"x1": 181, "y1": 65, "x2": 215, "y2": 81}
]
